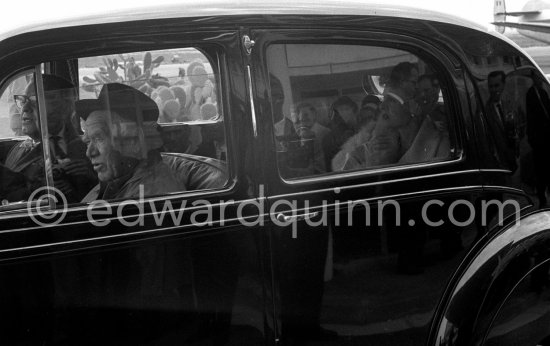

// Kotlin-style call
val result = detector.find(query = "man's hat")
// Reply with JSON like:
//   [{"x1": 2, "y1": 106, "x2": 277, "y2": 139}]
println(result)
[
  {"x1": 76, "y1": 83, "x2": 162, "y2": 158},
  {"x1": 76, "y1": 82, "x2": 158, "y2": 122}
]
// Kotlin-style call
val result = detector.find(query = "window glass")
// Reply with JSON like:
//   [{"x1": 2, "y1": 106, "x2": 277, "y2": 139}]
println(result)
[
  {"x1": 0, "y1": 70, "x2": 92, "y2": 207},
  {"x1": 0, "y1": 48, "x2": 229, "y2": 207},
  {"x1": 75, "y1": 48, "x2": 227, "y2": 202},
  {"x1": 267, "y1": 44, "x2": 457, "y2": 180},
  {"x1": 0, "y1": 71, "x2": 52, "y2": 207},
  {"x1": 0, "y1": 73, "x2": 32, "y2": 137}
]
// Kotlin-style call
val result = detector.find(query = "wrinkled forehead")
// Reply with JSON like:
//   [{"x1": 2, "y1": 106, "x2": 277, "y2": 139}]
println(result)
[
  {"x1": 84, "y1": 110, "x2": 113, "y2": 133},
  {"x1": 84, "y1": 109, "x2": 147, "y2": 141}
]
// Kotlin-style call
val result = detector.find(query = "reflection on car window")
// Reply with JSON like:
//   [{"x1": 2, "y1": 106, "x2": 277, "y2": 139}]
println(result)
[
  {"x1": 80, "y1": 50, "x2": 220, "y2": 123},
  {"x1": 267, "y1": 44, "x2": 457, "y2": 180},
  {"x1": 77, "y1": 48, "x2": 227, "y2": 201}
]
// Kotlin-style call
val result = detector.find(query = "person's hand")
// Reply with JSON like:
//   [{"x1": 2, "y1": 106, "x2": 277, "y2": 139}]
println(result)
[
  {"x1": 369, "y1": 133, "x2": 397, "y2": 152},
  {"x1": 367, "y1": 133, "x2": 400, "y2": 165},
  {"x1": 408, "y1": 99, "x2": 422, "y2": 117},
  {"x1": 63, "y1": 159, "x2": 93, "y2": 178}
]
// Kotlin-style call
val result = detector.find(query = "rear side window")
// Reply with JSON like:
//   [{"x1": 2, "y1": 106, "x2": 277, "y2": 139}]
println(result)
[{"x1": 267, "y1": 43, "x2": 458, "y2": 180}]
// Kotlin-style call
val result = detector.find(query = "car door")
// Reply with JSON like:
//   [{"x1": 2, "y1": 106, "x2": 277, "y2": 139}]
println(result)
[
  {"x1": 249, "y1": 21, "x2": 490, "y2": 345},
  {"x1": 0, "y1": 20, "x2": 273, "y2": 345}
]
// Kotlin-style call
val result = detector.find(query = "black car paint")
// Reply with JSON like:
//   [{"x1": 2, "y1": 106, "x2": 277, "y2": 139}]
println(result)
[{"x1": 0, "y1": 13, "x2": 546, "y2": 345}]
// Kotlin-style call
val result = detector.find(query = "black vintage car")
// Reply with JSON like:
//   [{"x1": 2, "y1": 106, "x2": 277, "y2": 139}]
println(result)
[{"x1": 0, "y1": 1, "x2": 549, "y2": 345}]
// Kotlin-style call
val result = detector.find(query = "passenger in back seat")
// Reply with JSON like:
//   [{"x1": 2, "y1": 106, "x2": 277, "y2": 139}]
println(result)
[{"x1": 77, "y1": 83, "x2": 183, "y2": 201}]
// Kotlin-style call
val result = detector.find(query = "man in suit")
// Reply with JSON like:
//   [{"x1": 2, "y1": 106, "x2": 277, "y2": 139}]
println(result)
[
  {"x1": 2, "y1": 74, "x2": 96, "y2": 202},
  {"x1": 526, "y1": 71, "x2": 550, "y2": 206},
  {"x1": 484, "y1": 70, "x2": 518, "y2": 172}
]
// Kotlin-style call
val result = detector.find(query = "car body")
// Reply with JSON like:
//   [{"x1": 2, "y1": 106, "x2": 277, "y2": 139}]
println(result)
[{"x1": 0, "y1": 1, "x2": 549, "y2": 345}]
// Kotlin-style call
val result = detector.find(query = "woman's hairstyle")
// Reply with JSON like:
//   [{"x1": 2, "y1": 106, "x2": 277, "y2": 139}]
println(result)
[
  {"x1": 388, "y1": 62, "x2": 418, "y2": 88},
  {"x1": 331, "y1": 96, "x2": 358, "y2": 113}
]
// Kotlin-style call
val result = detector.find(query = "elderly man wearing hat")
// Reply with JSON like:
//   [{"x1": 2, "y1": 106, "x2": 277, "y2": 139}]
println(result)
[
  {"x1": 77, "y1": 83, "x2": 183, "y2": 202},
  {"x1": 1, "y1": 74, "x2": 96, "y2": 202}
]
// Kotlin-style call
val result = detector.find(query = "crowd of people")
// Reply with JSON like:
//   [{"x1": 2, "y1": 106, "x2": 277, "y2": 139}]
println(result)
[{"x1": 275, "y1": 61, "x2": 451, "y2": 178}]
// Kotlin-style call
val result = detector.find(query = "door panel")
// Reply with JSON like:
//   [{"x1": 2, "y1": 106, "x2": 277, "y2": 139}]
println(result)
[
  {"x1": 0, "y1": 25, "x2": 270, "y2": 345},
  {"x1": 251, "y1": 28, "x2": 485, "y2": 345}
]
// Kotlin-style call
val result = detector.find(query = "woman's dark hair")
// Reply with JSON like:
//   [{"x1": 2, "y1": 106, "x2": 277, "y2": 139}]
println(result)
[
  {"x1": 361, "y1": 94, "x2": 381, "y2": 109},
  {"x1": 331, "y1": 96, "x2": 358, "y2": 113},
  {"x1": 388, "y1": 62, "x2": 418, "y2": 88},
  {"x1": 295, "y1": 102, "x2": 316, "y2": 115}
]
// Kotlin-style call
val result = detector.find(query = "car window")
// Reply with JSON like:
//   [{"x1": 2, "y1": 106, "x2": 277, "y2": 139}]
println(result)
[
  {"x1": 267, "y1": 43, "x2": 458, "y2": 180},
  {"x1": 0, "y1": 71, "x2": 52, "y2": 207},
  {"x1": 0, "y1": 48, "x2": 228, "y2": 208},
  {"x1": 74, "y1": 47, "x2": 227, "y2": 202}
]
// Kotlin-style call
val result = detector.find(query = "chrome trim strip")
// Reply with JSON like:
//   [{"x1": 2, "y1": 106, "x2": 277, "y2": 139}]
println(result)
[
  {"x1": 270, "y1": 185, "x2": 484, "y2": 213},
  {"x1": 281, "y1": 153, "x2": 466, "y2": 185},
  {"x1": 0, "y1": 168, "x2": 236, "y2": 218},
  {"x1": 0, "y1": 187, "x2": 485, "y2": 254},
  {"x1": 270, "y1": 169, "x2": 481, "y2": 199},
  {"x1": 479, "y1": 168, "x2": 514, "y2": 173},
  {"x1": 0, "y1": 197, "x2": 267, "y2": 233},
  {"x1": 0, "y1": 213, "x2": 272, "y2": 255},
  {"x1": 482, "y1": 185, "x2": 529, "y2": 195},
  {"x1": 246, "y1": 65, "x2": 258, "y2": 137},
  {"x1": 0, "y1": 185, "x2": 531, "y2": 254}
]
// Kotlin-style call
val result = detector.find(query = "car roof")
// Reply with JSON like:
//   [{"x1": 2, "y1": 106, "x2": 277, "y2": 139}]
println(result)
[{"x1": 2, "y1": 0, "x2": 489, "y2": 41}]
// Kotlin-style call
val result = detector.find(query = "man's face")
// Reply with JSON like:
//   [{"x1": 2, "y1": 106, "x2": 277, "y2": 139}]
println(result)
[
  {"x1": 416, "y1": 78, "x2": 439, "y2": 106},
  {"x1": 336, "y1": 104, "x2": 358, "y2": 127},
  {"x1": 160, "y1": 126, "x2": 190, "y2": 152},
  {"x1": 488, "y1": 75, "x2": 505, "y2": 102},
  {"x1": 20, "y1": 85, "x2": 73, "y2": 136},
  {"x1": 359, "y1": 104, "x2": 377, "y2": 123},
  {"x1": 294, "y1": 107, "x2": 316, "y2": 130},
  {"x1": 83, "y1": 111, "x2": 124, "y2": 182},
  {"x1": 45, "y1": 89, "x2": 73, "y2": 134},
  {"x1": 401, "y1": 68, "x2": 419, "y2": 100},
  {"x1": 20, "y1": 95, "x2": 40, "y2": 138}
]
